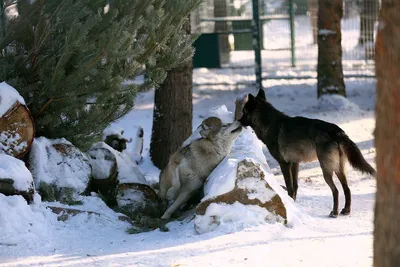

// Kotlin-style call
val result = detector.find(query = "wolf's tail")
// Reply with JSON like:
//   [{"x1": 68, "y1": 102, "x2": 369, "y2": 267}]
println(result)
[{"x1": 338, "y1": 133, "x2": 376, "y2": 176}]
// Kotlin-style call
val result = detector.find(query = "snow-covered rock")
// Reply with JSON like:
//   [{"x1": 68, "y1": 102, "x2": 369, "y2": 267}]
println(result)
[
  {"x1": 0, "y1": 81, "x2": 35, "y2": 158},
  {"x1": 29, "y1": 137, "x2": 91, "y2": 203},
  {"x1": 195, "y1": 159, "x2": 288, "y2": 234},
  {"x1": 194, "y1": 128, "x2": 299, "y2": 234},
  {"x1": 116, "y1": 183, "x2": 160, "y2": 217},
  {"x1": 90, "y1": 142, "x2": 147, "y2": 185},
  {"x1": 0, "y1": 154, "x2": 35, "y2": 202}
]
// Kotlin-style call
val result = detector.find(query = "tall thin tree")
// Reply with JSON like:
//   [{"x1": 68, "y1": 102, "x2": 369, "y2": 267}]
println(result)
[
  {"x1": 150, "y1": 17, "x2": 193, "y2": 169},
  {"x1": 374, "y1": 0, "x2": 400, "y2": 266},
  {"x1": 317, "y1": 0, "x2": 346, "y2": 98}
]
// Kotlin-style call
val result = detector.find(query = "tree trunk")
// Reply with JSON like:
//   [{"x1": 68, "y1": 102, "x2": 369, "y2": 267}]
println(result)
[
  {"x1": 308, "y1": 0, "x2": 318, "y2": 44},
  {"x1": 150, "y1": 19, "x2": 193, "y2": 169},
  {"x1": 214, "y1": 0, "x2": 231, "y2": 65},
  {"x1": 359, "y1": 0, "x2": 378, "y2": 45},
  {"x1": 374, "y1": 1, "x2": 400, "y2": 266},
  {"x1": 317, "y1": 0, "x2": 346, "y2": 98}
]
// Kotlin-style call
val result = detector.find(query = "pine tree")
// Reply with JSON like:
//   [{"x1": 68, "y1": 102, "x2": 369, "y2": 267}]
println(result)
[{"x1": 0, "y1": 0, "x2": 201, "y2": 149}]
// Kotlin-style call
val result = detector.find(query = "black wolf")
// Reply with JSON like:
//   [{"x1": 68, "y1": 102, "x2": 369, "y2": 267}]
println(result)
[{"x1": 238, "y1": 89, "x2": 375, "y2": 217}]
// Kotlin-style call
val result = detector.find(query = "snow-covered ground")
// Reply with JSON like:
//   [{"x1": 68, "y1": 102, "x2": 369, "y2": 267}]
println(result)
[{"x1": 0, "y1": 74, "x2": 376, "y2": 266}]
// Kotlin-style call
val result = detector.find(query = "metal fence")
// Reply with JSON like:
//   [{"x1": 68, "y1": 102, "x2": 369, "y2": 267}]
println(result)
[{"x1": 191, "y1": 0, "x2": 378, "y2": 89}]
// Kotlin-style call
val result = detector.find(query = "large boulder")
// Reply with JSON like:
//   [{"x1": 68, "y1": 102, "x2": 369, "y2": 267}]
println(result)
[
  {"x1": 0, "y1": 82, "x2": 35, "y2": 159},
  {"x1": 28, "y1": 137, "x2": 91, "y2": 204},
  {"x1": 0, "y1": 154, "x2": 35, "y2": 202}
]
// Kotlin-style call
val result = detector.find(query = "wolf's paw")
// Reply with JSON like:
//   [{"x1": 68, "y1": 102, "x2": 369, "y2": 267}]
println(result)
[
  {"x1": 340, "y1": 208, "x2": 351, "y2": 215},
  {"x1": 329, "y1": 211, "x2": 338, "y2": 218}
]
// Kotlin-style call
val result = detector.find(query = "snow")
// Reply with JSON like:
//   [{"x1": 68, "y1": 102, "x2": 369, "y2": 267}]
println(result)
[
  {"x1": 305, "y1": 94, "x2": 362, "y2": 113},
  {"x1": 29, "y1": 137, "x2": 91, "y2": 193},
  {"x1": 116, "y1": 187, "x2": 145, "y2": 207},
  {"x1": 87, "y1": 149, "x2": 114, "y2": 180},
  {"x1": 207, "y1": 105, "x2": 234, "y2": 123},
  {"x1": 0, "y1": 154, "x2": 33, "y2": 191},
  {"x1": 203, "y1": 128, "x2": 272, "y2": 201},
  {"x1": 237, "y1": 176, "x2": 276, "y2": 203},
  {"x1": 102, "y1": 126, "x2": 124, "y2": 139},
  {"x1": 0, "y1": 132, "x2": 27, "y2": 156},
  {"x1": 90, "y1": 142, "x2": 147, "y2": 185},
  {"x1": 319, "y1": 29, "x2": 336, "y2": 35},
  {"x1": 194, "y1": 202, "x2": 284, "y2": 234},
  {"x1": 0, "y1": 81, "x2": 26, "y2": 117}
]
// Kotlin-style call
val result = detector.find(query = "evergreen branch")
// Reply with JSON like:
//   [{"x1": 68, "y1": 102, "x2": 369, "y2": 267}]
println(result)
[
  {"x1": 31, "y1": 0, "x2": 67, "y2": 67},
  {"x1": 0, "y1": 3, "x2": 42, "y2": 49},
  {"x1": 35, "y1": 97, "x2": 54, "y2": 119}
]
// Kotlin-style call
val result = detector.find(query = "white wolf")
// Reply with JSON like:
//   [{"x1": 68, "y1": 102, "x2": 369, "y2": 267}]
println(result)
[{"x1": 159, "y1": 120, "x2": 242, "y2": 219}]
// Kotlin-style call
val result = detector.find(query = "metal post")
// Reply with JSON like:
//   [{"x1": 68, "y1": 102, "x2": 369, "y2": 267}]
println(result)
[
  {"x1": 252, "y1": 0, "x2": 263, "y2": 91},
  {"x1": 289, "y1": 0, "x2": 296, "y2": 67}
]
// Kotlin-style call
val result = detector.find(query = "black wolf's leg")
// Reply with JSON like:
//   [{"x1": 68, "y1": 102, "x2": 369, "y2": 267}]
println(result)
[
  {"x1": 336, "y1": 171, "x2": 351, "y2": 215},
  {"x1": 322, "y1": 169, "x2": 339, "y2": 217},
  {"x1": 280, "y1": 162, "x2": 295, "y2": 200},
  {"x1": 291, "y1": 163, "x2": 299, "y2": 200}
]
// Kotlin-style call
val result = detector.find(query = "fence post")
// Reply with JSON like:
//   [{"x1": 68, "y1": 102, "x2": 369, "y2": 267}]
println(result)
[
  {"x1": 252, "y1": 0, "x2": 263, "y2": 91},
  {"x1": 289, "y1": 0, "x2": 296, "y2": 67}
]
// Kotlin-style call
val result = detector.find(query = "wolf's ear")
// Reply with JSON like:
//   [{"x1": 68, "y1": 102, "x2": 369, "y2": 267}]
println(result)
[
  {"x1": 247, "y1": 93, "x2": 255, "y2": 103},
  {"x1": 256, "y1": 89, "x2": 266, "y2": 100}
]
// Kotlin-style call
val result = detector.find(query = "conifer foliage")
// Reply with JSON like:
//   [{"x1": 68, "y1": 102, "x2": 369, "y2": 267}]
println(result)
[{"x1": 0, "y1": 0, "x2": 201, "y2": 149}]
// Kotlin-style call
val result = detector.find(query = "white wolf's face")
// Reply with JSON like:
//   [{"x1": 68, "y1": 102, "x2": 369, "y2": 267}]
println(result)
[{"x1": 201, "y1": 121, "x2": 243, "y2": 144}]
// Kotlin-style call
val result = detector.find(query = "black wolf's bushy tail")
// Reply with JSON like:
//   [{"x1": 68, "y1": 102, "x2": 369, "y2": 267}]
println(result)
[{"x1": 338, "y1": 133, "x2": 376, "y2": 176}]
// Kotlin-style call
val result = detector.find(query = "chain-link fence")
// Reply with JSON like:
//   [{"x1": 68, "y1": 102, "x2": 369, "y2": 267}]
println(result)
[{"x1": 191, "y1": 0, "x2": 378, "y2": 88}]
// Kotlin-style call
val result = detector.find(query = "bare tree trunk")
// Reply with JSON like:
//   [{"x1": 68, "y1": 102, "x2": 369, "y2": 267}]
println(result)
[
  {"x1": 374, "y1": 1, "x2": 400, "y2": 266},
  {"x1": 308, "y1": 0, "x2": 318, "y2": 44},
  {"x1": 150, "y1": 19, "x2": 193, "y2": 169},
  {"x1": 214, "y1": 0, "x2": 231, "y2": 65},
  {"x1": 317, "y1": 0, "x2": 346, "y2": 98},
  {"x1": 359, "y1": 0, "x2": 378, "y2": 45}
]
